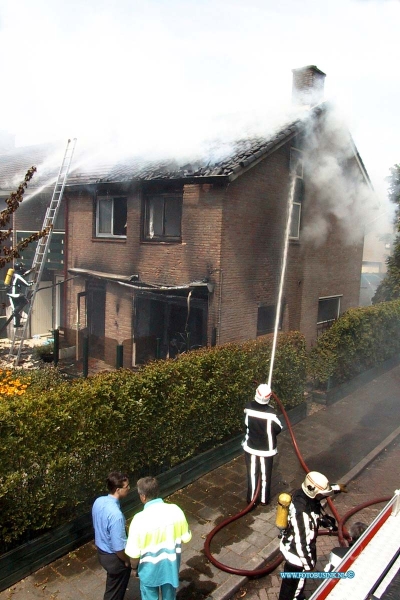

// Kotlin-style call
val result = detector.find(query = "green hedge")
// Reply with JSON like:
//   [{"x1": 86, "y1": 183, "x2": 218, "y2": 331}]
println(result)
[
  {"x1": 0, "y1": 332, "x2": 306, "y2": 550},
  {"x1": 308, "y1": 300, "x2": 400, "y2": 387}
]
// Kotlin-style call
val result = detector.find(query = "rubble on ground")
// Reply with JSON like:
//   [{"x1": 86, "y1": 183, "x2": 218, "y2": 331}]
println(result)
[{"x1": 0, "y1": 338, "x2": 48, "y2": 370}]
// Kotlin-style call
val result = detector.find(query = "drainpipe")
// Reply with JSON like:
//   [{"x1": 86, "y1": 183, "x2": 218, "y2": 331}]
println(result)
[
  {"x1": 217, "y1": 269, "x2": 223, "y2": 345},
  {"x1": 76, "y1": 291, "x2": 86, "y2": 361},
  {"x1": 63, "y1": 195, "x2": 69, "y2": 333}
]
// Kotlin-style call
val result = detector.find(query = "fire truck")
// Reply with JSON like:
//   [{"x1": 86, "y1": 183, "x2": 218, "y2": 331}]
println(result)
[{"x1": 309, "y1": 490, "x2": 400, "y2": 600}]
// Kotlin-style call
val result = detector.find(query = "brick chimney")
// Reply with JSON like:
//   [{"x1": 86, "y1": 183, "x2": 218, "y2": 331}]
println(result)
[{"x1": 292, "y1": 65, "x2": 326, "y2": 107}]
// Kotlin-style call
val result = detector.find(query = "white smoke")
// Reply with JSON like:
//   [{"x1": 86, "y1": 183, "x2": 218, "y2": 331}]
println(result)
[{"x1": 300, "y1": 106, "x2": 393, "y2": 246}]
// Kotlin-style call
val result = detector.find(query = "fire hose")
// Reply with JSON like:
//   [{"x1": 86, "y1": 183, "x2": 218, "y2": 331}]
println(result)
[{"x1": 203, "y1": 390, "x2": 391, "y2": 577}]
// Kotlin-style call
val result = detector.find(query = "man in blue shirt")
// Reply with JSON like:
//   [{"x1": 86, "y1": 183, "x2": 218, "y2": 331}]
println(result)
[{"x1": 92, "y1": 472, "x2": 132, "y2": 600}]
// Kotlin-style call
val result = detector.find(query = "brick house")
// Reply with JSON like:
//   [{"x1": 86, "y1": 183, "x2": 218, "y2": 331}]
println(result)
[{"x1": 0, "y1": 66, "x2": 371, "y2": 363}]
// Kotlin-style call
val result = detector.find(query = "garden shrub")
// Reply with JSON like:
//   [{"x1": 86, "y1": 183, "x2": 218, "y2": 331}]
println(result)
[
  {"x1": 308, "y1": 300, "x2": 400, "y2": 387},
  {"x1": 0, "y1": 332, "x2": 306, "y2": 550}
]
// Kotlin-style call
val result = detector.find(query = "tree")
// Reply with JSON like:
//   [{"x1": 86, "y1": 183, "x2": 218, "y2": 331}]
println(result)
[
  {"x1": 0, "y1": 167, "x2": 50, "y2": 269},
  {"x1": 372, "y1": 164, "x2": 400, "y2": 303}
]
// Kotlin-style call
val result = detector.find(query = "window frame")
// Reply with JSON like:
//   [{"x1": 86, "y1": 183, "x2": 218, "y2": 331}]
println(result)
[
  {"x1": 143, "y1": 191, "x2": 182, "y2": 242},
  {"x1": 317, "y1": 295, "x2": 342, "y2": 325},
  {"x1": 289, "y1": 148, "x2": 304, "y2": 241},
  {"x1": 290, "y1": 201, "x2": 301, "y2": 239},
  {"x1": 95, "y1": 195, "x2": 127, "y2": 239}
]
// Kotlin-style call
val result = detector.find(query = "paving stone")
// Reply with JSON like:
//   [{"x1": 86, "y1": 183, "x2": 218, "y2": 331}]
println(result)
[
  {"x1": 198, "y1": 506, "x2": 223, "y2": 521},
  {"x1": 244, "y1": 531, "x2": 273, "y2": 550},
  {"x1": 225, "y1": 540, "x2": 251, "y2": 556}
]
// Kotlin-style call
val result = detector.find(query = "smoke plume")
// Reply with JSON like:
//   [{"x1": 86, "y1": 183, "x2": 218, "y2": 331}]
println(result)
[{"x1": 301, "y1": 106, "x2": 392, "y2": 246}]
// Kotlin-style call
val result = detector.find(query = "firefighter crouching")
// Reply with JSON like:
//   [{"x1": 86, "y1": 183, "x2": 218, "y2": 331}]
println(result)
[{"x1": 278, "y1": 471, "x2": 348, "y2": 600}]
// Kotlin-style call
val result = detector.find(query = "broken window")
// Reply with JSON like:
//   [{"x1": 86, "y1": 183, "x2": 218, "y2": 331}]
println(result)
[
  {"x1": 289, "y1": 148, "x2": 304, "y2": 240},
  {"x1": 135, "y1": 294, "x2": 207, "y2": 363},
  {"x1": 96, "y1": 196, "x2": 127, "y2": 238},
  {"x1": 144, "y1": 193, "x2": 182, "y2": 241}
]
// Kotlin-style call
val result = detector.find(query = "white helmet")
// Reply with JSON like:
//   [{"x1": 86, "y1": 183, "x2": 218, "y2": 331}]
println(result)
[
  {"x1": 302, "y1": 471, "x2": 330, "y2": 498},
  {"x1": 254, "y1": 383, "x2": 272, "y2": 404}
]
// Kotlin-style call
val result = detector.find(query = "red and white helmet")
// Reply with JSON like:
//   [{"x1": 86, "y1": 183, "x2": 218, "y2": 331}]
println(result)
[
  {"x1": 302, "y1": 471, "x2": 330, "y2": 498},
  {"x1": 254, "y1": 383, "x2": 272, "y2": 404}
]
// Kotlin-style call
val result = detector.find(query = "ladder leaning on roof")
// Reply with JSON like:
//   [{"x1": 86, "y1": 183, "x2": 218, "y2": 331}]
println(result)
[{"x1": 8, "y1": 138, "x2": 77, "y2": 365}]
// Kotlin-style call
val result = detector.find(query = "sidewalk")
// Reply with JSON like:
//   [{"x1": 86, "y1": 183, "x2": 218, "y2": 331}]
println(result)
[
  {"x1": 231, "y1": 429, "x2": 400, "y2": 600},
  {"x1": 1, "y1": 363, "x2": 400, "y2": 600}
]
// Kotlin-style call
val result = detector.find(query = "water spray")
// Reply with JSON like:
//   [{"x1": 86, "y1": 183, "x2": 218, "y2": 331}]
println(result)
[{"x1": 268, "y1": 174, "x2": 296, "y2": 387}]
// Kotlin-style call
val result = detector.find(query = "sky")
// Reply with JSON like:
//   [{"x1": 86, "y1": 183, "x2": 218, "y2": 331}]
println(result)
[{"x1": 0, "y1": 0, "x2": 399, "y2": 229}]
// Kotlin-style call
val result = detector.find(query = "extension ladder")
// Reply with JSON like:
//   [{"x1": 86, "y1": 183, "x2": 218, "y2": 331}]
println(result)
[{"x1": 8, "y1": 138, "x2": 77, "y2": 365}]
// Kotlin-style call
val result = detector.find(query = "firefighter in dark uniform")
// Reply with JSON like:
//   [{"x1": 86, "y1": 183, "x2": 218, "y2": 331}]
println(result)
[
  {"x1": 243, "y1": 383, "x2": 283, "y2": 506},
  {"x1": 278, "y1": 471, "x2": 348, "y2": 600}
]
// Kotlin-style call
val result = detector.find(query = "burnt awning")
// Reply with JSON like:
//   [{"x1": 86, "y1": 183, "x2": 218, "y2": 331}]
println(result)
[{"x1": 68, "y1": 267, "x2": 210, "y2": 295}]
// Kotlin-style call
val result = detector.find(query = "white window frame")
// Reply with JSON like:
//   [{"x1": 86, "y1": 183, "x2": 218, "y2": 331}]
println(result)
[
  {"x1": 290, "y1": 201, "x2": 301, "y2": 239},
  {"x1": 317, "y1": 295, "x2": 342, "y2": 325},
  {"x1": 289, "y1": 148, "x2": 304, "y2": 240},
  {"x1": 54, "y1": 275, "x2": 64, "y2": 330},
  {"x1": 144, "y1": 192, "x2": 182, "y2": 242},
  {"x1": 96, "y1": 196, "x2": 127, "y2": 238}
]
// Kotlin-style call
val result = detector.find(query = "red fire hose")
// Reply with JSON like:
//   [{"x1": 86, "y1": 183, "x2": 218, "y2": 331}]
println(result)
[
  {"x1": 203, "y1": 390, "x2": 390, "y2": 577},
  {"x1": 337, "y1": 497, "x2": 391, "y2": 546}
]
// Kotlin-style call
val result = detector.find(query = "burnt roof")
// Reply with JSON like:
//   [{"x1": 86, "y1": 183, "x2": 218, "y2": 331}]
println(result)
[{"x1": 0, "y1": 109, "x2": 313, "y2": 192}]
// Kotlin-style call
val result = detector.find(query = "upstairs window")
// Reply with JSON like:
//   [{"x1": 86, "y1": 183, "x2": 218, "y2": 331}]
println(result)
[
  {"x1": 289, "y1": 178, "x2": 304, "y2": 239},
  {"x1": 96, "y1": 196, "x2": 127, "y2": 238},
  {"x1": 290, "y1": 147, "x2": 303, "y2": 178},
  {"x1": 289, "y1": 148, "x2": 304, "y2": 240},
  {"x1": 144, "y1": 192, "x2": 182, "y2": 241}
]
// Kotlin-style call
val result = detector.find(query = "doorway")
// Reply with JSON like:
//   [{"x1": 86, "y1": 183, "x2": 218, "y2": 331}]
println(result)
[{"x1": 86, "y1": 280, "x2": 106, "y2": 360}]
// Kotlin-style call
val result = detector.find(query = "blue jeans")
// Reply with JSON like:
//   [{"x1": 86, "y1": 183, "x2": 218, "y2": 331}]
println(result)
[{"x1": 140, "y1": 582, "x2": 176, "y2": 600}]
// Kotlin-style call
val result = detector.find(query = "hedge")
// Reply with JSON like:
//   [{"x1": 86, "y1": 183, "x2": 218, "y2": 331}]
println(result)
[
  {"x1": 0, "y1": 331, "x2": 307, "y2": 551},
  {"x1": 308, "y1": 299, "x2": 400, "y2": 387}
]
